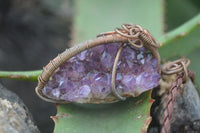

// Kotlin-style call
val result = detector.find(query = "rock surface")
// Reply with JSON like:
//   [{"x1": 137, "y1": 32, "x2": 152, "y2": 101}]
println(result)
[
  {"x1": 0, "y1": 83, "x2": 40, "y2": 133},
  {"x1": 148, "y1": 78, "x2": 200, "y2": 133}
]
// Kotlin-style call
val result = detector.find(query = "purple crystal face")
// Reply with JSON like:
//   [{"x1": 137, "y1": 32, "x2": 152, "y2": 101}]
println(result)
[{"x1": 42, "y1": 43, "x2": 161, "y2": 103}]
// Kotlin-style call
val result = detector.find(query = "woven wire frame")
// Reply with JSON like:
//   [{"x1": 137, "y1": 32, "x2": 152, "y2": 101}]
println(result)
[{"x1": 35, "y1": 24, "x2": 160, "y2": 103}]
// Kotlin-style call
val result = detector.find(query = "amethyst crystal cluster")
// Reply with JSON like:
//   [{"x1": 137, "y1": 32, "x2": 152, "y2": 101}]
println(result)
[{"x1": 43, "y1": 43, "x2": 160, "y2": 103}]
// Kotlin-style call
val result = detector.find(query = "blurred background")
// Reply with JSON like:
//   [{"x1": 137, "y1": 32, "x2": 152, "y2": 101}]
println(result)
[
  {"x1": 0, "y1": 0, "x2": 73, "y2": 132},
  {"x1": 0, "y1": 0, "x2": 200, "y2": 133}
]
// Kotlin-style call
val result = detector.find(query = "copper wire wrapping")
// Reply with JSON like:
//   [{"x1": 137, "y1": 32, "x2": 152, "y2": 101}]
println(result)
[
  {"x1": 161, "y1": 58, "x2": 192, "y2": 133},
  {"x1": 162, "y1": 58, "x2": 190, "y2": 82},
  {"x1": 35, "y1": 24, "x2": 160, "y2": 103},
  {"x1": 111, "y1": 44, "x2": 126, "y2": 100}
]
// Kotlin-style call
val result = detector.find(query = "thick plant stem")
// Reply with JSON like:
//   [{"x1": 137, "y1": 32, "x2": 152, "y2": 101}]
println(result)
[
  {"x1": 159, "y1": 13, "x2": 200, "y2": 46},
  {"x1": 0, "y1": 70, "x2": 42, "y2": 81},
  {"x1": 0, "y1": 14, "x2": 200, "y2": 81}
]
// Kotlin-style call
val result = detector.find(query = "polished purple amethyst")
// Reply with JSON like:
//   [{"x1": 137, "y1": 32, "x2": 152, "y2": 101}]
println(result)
[{"x1": 43, "y1": 43, "x2": 160, "y2": 103}]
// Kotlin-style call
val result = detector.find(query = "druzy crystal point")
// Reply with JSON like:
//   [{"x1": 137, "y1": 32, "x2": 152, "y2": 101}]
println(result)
[{"x1": 43, "y1": 43, "x2": 161, "y2": 103}]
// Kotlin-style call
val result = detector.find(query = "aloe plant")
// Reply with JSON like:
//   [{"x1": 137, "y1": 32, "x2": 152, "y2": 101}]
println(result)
[{"x1": 0, "y1": 0, "x2": 200, "y2": 133}]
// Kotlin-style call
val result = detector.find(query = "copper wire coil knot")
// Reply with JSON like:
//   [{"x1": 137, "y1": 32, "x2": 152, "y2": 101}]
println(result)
[
  {"x1": 115, "y1": 24, "x2": 160, "y2": 48},
  {"x1": 97, "y1": 24, "x2": 160, "y2": 49},
  {"x1": 162, "y1": 58, "x2": 191, "y2": 81}
]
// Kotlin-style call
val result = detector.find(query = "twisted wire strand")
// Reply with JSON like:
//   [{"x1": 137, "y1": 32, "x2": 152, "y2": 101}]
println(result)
[
  {"x1": 161, "y1": 58, "x2": 192, "y2": 133},
  {"x1": 161, "y1": 74, "x2": 183, "y2": 133},
  {"x1": 35, "y1": 24, "x2": 160, "y2": 103}
]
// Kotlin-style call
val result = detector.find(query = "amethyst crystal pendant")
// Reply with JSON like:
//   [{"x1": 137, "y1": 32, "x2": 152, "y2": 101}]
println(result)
[
  {"x1": 36, "y1": 24, "x2": 161, "y2": 103},
  {"x1": 42, "y1": 43, "x2": 160, "y2": 103}
]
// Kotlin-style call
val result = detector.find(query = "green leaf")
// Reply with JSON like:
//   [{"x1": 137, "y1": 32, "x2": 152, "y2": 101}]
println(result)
[
  {"x1": 159, "y1": 13, "x2": 200, "y2": 59},
  {"x1": 54, "y1": 92, "x2": 152, "y2": 133},
  {"x1": 74, "y1": 0, "x2": 164, "y2": 43},
  {"x1": 188, "y1": 48, "x2": 200, "y2": 92},
  {"x1": 54, "y1": 0, "x2": 164, "y2": 133},
  {"x1": 164, "y1": 0, "x2": 200, "y2": 32}
]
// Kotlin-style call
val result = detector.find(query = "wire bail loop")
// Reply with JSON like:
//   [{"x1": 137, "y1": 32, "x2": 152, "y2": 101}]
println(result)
[{"x1": 161, "y1": 58, "x2": 191, "y2": 82}]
